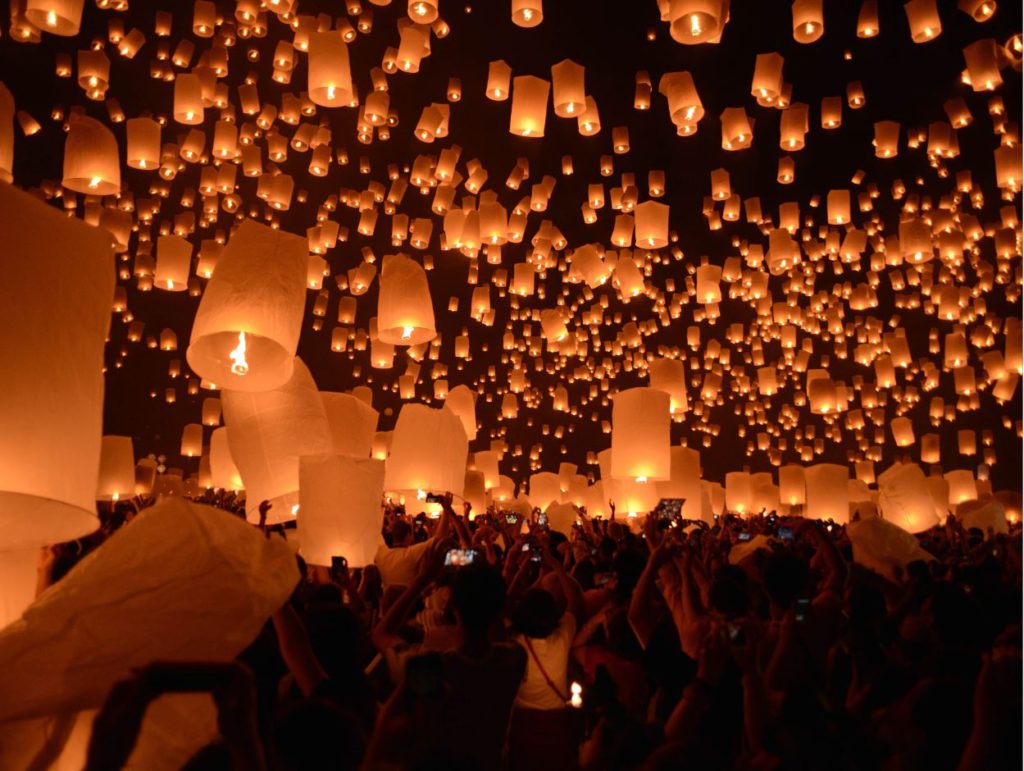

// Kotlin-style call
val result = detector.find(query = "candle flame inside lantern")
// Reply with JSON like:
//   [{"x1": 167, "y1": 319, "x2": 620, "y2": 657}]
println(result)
[
  {"x1": 229, "y1": 331, "x2": 250, "y2": 376},
  {"x1": 635, "y1": 476, "x2": 648, "y2": 483},
  {"x1": 88, "y1": 176, "x2": 102, "y2": 189},
  {"x1": 689, "y1": 15, "x2": 702, "y2": 36},
  {"x1": 401, "y1": 326, "x2": 415, "y2": 340},
  {"x1": 326, "y1": 85, "x2": 336, "y2": 100},
  {"x1": 46, "y1": 10, "x2": 57, "y2": 26}
]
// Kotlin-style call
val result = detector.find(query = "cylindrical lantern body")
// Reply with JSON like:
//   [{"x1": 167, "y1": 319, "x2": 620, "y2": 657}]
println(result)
[
  {"x1": 299, "y1": 455, "x2": 384, "y2": 567},
  {"x1": 222, "y1": 358, "x2": 331, "y2": 524},
  {"x1": 611, "y1": 388, "x2": 671, "y2": 482},
  {"x1": 648, "y1": 358, "x2": 688, "y2": 414},
  {"x1": 26, "y1": 0, "x2": 85, "y2": 36},
  {"x1": 444, "y1": 385, "x2": 477, "y2": 441},
  {"x1": 209, "y1": 427, "x2": 244, "y2": 491},
  {"x1": 62, "y1": 115, "x2": 120, "y2": 195},
  {"x1": 321, "y1": 392, "x2": 379, "y2": 458},
  {"x1": 804, "y1": 464, "x2": 849, "y2": 523},
  {"x1": 529, "y1": 472, "x2": 562, "y2": 511},
  {"x1": 509, "y1": 75, "x2": 550, "y2": 138},
  {"x1": 96, "y1": 436, "x2": 135, "y2": 502},
  {"x1": 383, "y1": 404, "x2": 468, "y2": 496},
  {"x1": 0, "y1": 183, "x2": 114, "y2": 548},
  {"x1": 126, "y1": 117, "x2": 161, "y2": 170},
  {"x1": 187, "y1": 219, "x2": 307, "y2": 392},
  {"x1": 308, "y1": 32, "x2": 353, "y2": 107},
  {"x1": 656, "y1": 446, "x2": 704, "y2": 520},
  {"x1": 377, "y1": 253, "x2": 436, "y2": 346},
  {"x1": 154, "y1": 234, "x2": 192, "y2": 291},
  {"x1": 877, "y1": 462, "x2": 940, "y2": 534},
  {"x1": 779, "y1": 464, "x2": 806, "y2": 505}
]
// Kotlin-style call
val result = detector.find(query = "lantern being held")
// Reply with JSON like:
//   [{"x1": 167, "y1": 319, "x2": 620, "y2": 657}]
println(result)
[
  {"x1": 383, "y1": 404, "x2": 468, "y2": 497},
  {"x1": 0, "y1": 182, "x2": 114, "y2": 549},
  {"x1": 187, "y1": 219, "x2": 308, "y2": 393},
  {"x1": 610, "y1": 387, "x2": 671, "y2": 483}
]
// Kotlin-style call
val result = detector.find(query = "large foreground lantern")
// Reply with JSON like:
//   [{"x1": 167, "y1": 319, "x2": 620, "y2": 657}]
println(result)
[
  {"x1": 0, "y1": 183, "x2": 114, "y2": 549},
  {"x1": 383, "y1": 404, "x2": 468, "y2": 496},
  {"x1": 221, "y1": 358, "x2": 331, "y2": 524},
  {"x1": 299, "y1": 455, "x2": 385, "y2": 567},
  {"x1": 377, "y1": 253, "x2": 436, "y2": 346},
  {"x1": 62, "y1": 115, "x2": 120, "y2": 195},
  {"x1": 804, "y1": 464, "x2": 849, "y2": 523},
  {"x1": 877, "y1": 462, "x2": 942, "y2": 534},
  {"x1": 656, "y1": 446, "x2": 704, "y2": 519},
  {"x1": 187, "y1": 219, "x2": 307, "y2": 392},
  {"x1": 308, "y1": 31, "x2": 354, "y2": 107},
  {"x1": 611, "y1": 387, "x2": 671, "y2": 482},
  {"x1": 509, "y1": 75, "x2": 550, "y2": 137},
  {"x1": 321, "y1": 392, "x2": 379, "y2": 457}
]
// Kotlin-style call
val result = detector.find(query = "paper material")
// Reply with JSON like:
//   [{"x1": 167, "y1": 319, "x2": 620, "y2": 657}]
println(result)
[
  {"x1": 0, "y1": 497, "x2": 298, "y2": 722},
  {"x1": 848, "y1": 515, "x2": 935, "y2": 584}
]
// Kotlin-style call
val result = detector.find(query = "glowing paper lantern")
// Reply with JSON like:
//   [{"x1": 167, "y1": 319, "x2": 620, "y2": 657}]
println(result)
[
  {"x1": 96, "y1": 436, "x2": 135, "y2": 502},
  {"x1": 308, "y1": 32, "x2": 353, "y2": 107},
  {"x1": 529, "y1": 472, "x2": 562, "y2": 511},
  {"x1": 648, "y1": 358, "x2": 688, "y2": 414},
  {"x1": 321, "y1": 392, "x2": 378, "y2": 457},
  {"x1": 634, "y1": 200, "x2": 669, "y2": 248},
  {"x1": 154, "y1": 234, "x2": 192, "y2": 291},
  {"x1": 669, "y1": 0, "x2": 728, "y2": 44},
  {"x1": 62, "y1": 115, "x2": 120, "y2": 195},
  {"x1": 944, "y1": 470, "x2": 978, "y2": 506},
  {"x1": 611, "y1": 388, "x2": 671, "y2": 482},
  {"x1": 511, "y1": 0, "x2": 543, "y2": 27},
  {"x1": 25, "y1": 0, "x2": 84, "y2": 35},
  {"x1": 299, "y1": 455, "x2": 385, "y2": 567},
  {"x1": 905, "y1": 0, "x2": 942, "y2": 43},
  {"x1": 209, "y1": 427, "x2": 243, "y2": 491},
  {"x1": 187, "y1": 219, "x2": 307, "y2": 393},
  {"x1": 509, "y1": 75, "x2": 550, "y2": 138},
  {"x1": 877, "y1": 462, "x2": 942, "y2": 533},
  {"x1": 792, "y1": 0, "x2": 824, "y2": 43},
  {"x1": 444, "y1": 385, "x2": 478, "y2": 441},
  {"x1": 126, "y1": 117, "x2": 160, "y2": 170},
  {"x1": 221, "y1": 358, "x2": 332, "y2": 524},
  {"x1": 848, "y1": 516, "x2": 934, "y2": 583},
  {"x1": 0, "y1": 82, "x2": 13, "y2": 183},
  {"x1": 656, "y1": 446, "x2": 703, "y2": 519},
  {"x1": 804, "y1": 464, "x2": 849, "y2": 523},
  {"x1": 383, "y1": 404, "x2": 468, "y2": 496},
  {"x1": 0, "y1": 183, "x2": 114, "y2": 549},
  {"x1": 377, "y1": 253, "x2": 436, "y2": 346},
  {"x1": 551, "y1": 59, "x2": 585, "y2": 117},
  {"x1": 779, "y1": 464, "x2": 806, "y2": 506},
  {"x1": 725, "y1": 471, "x2": 754, "y2": 515}
]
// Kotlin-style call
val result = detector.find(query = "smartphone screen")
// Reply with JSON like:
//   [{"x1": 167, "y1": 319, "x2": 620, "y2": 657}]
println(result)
[
  {"x1": 537, "y1": 512, "x2": 548, "y2": 526},
  {"x1": 330, "y1": 555, "x2": 347, "y2": 581},
  {"x1": 444, "y1": 548, "x2": 475, "y2": 567},
  {"x1": 505, "y1": 514, "x2": 517, "y2": 524},
  {"x1": 777, "y1": 527, "x2": 793, "y2": 541},
  {"x1": 657, "y1": 498, "x2": 685, "y2": 520},
  {"x1": 795, "y1": 598, "x2": 810, "y2": 623},
  {"x1": 530, "y1": 546, "x2": 543, "y2": 563},
  {"x1": 737, "y1": 532, "x2": 752, "y2": 542}
]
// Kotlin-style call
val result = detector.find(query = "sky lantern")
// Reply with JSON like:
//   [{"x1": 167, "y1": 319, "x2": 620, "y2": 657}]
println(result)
[
  {"x1": 0, "y1": 82, "x2": 13, "y2": 183},
  {"x1": 126, "y1": 117, "x2": 160, "y2": 170},
  {"x1": 725, "y1": 471, "x2": 754, "y2": 515},
  {"x1": 445, "y1": 385, "x2": 478, "y2": 441},
  {"x1": 321, "y1": 392, "x2": 379, "y2": 457},
  {"x1": 208, "y1": 430, "x2": 242, "y2": 493},
  {"x1": 0, "y1": 182, "x2": 114, "y2": 549},
  {"x1": 299, "y1": 455, "x2": 385, "y2": 567},
  {"x1": 222, "y1": 358, "x2": 331, "y2": 524},
  {"x1": 509, "y1": 75, "x2": 550, "y2": 137},
  {"x1": 878, "y1": 462, "x2": 942, "y2": 533},
  {"x1": 173, "y1": 73, "x2": 204, "y2": 125},
  {"x1": 905, "y1": 0, "x2": 942, "y2": 43},
  {"x1": 377, "y1": 253, "x2": 437, "y2": 346},
  {"x1": 383, "y1": 404, "x2": 468, "y2": 497},
  {"x1": 635, "y1": 200, "x2": 669, "y2": 248},
  {"x1": 611, "y1": 387, "x2": 671, "y2": 483},
  {"x1": 308, "y1": 31, "x2": 354, "y2": 107},
  {"x1": 669, "y1": 0, "x2": 728, "y2": 44},
  {"x1": 188, "y1": 219, "x2": 307, "y2": 393},
  {"x1": 96, "y1": 436, "x2": 136, "y2": 502},
  {"x1": 648, "y1": 358, "x2": 688, "y2": 414},
  {"x1": 154, "y1": 235, "x2": 192, "y2": 291},
  {"x1": 792, "y1": 0, "x2": 824, "y2": 43},
  {"x1": 805, "y1": 464, "x2": 849, "y2": 523},
  {"x1": 529, "y1": 471, "x2": 562, "y2": 511},
  {"x1": 25, "y1": 0, "x2": 85, "y2": 36},
  {"x1": 511, "y1": 0, "x2": 543, "y2": 28},
  {"x1": 62, "y1": 115, "x2": 120, "y2": 195},
  {"x1": 551, "y1": 59, "x2": 586, "y2": 117}
]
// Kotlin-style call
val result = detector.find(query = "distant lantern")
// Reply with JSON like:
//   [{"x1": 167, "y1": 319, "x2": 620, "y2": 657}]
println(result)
[
  {"x1": 486, "y1": 60, "x2": 512, "y2": 100},
  {"x1": 752, "y1": 52, "x2": 784, "y2": 103},
  {"x1": 321, "y1": 392, "x2": 378, "y2": 457},
  {"x1": 634, "y1": 200, "x2": 670, "y2": 248},
  {"x1": 995, "y1": 146, "x2": 1022, "y2": 192},
  {"x1": 511, "y1": 0, "x2": 543, "y2": 28},
  {"x1": 222, "y1": 358, "x2": 331, "y2": 524},
  {"x1": 383, "y1": 404, "x2": 468, "y2": 496},
  {"x1": 154, "y1": 235, "x2": 192, "y2": 291},
  {"x1": 445, "y1": 385, "x2": 478, "y2": 441},
  {"x1": 725, "y1": 472, "x2": 754, "y2": 515},
  {"x1": 377, "y1": 253, "x2": 436, "y2": 346},
  {"x1": 905, "y1": 0, "x2": 942, "y2": 42},
  {"x1": 827, "y1": 190, "x2": 851, "y2": 224},
  {"x1": 611, "y1": 388, "x2": 671, "y2": 482},
  {"x1": 96, "y1": 436, "x2": 136, "y2": 502},
  {"x1": 299, "y1": 455, "x2": 385, "y2": 567},
  {"x1": 62, "y1": 115, "x2": 120, "y2": 195},
  {"x1": 551, "y1": 59, "x2": 585, "y2": 117},
  {"x1": 408, "y1": 0, "x2": 439, "y2": 24},
  {"x1": 0, "y1": 82, "x2": 12, "y2": 183},
  {"x1": 181, "y1": 423, "x2": 203, "y2": 457},
  {"x1": 792, "y1": 0, "x2": 824, "y2": 43},
  {"x1": 209, "y1": 427, "x2": 244, "y2": 491},
  {"x1": 804, "y1": 464, "x2": 849, "y2": 523},
  {"x1": 509, "y1": 75, "x2": 550, "y2": 137},
  {"x1": 669, "y1": 0, "x2": 728, "y2": 44},
  {"x1": 126, "y1": 117, "x2": 161, "y2": 170},
  {"x1": 173, "y1": 73, "x2": 204, "y2": 125},
  {"x1": 0, "y1": 183, "x2": 114, "y2": 549},
  {"x1": 308, "y1": 31, "x2": 354, "y2": 107},
  {"x1": 25, "y1": 0, "x2": 85, "y2": 36},
  {"x1": 188, "y1": 219, "x2": 307, "y2": 392},
  {"x1": 779, "y1": 464, "x2": 806, "y2": 506},
  {"x1": 695, "y1": 264, "x2": 723, "y2": 304},
  {"x1": 873, "y1": 120, "x2": 900, "y2": 158}
]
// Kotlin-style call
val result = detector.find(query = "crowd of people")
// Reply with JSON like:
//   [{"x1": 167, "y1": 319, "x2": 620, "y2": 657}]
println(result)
[{"x1": 38, "y1": 491, "x2": 1023, "y2": 771}]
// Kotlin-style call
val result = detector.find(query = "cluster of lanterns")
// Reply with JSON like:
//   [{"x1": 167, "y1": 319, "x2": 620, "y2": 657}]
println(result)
[{"x1": 0, "y1": 0, "x2": 1020, "y2": 584}]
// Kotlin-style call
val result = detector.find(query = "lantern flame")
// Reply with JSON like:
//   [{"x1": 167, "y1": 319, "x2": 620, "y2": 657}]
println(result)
[
  {"x1": 689, "y1": 15, "x2": 702, "y2": 36},
  {"x1": 401, "y1": 325, "x2": 415, "y2": 340},
  {"x1": 229, "y1": 331, "x2": 250, "y2": 376},
  {"x1": 88, "y1": 176, "x2": 102, "y2": 189},
  {"x1": 46, "y1": 10, "x2": 57, "y2": 26}
]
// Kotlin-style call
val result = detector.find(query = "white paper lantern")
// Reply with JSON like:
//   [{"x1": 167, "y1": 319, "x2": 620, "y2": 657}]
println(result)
[
  {"x1": 804, "y1": 464, "x2": 849, "y2": 523},
  {"x1": 610, "y1": 387, "x2": 671, "y2": 482},
  {"x1": 877, "y1": 462, "x2": 942, "y2": 534},
  {"x1": 221, "y1": 358, "x2": 331, "y2": 523},
  {"x1": 383, "y1": 404, "x2": 468, "y2": 496},
  {"x1": 648, "y1": 358, "x2": 688, "y2": 414},
  {"x1": 209, "y1": 427, "x2": 244, "y2": 491},
  {"x1": 187, "y1": 219, "x2": 308, "y2": 393},
  {"x1": 0, "y1": 183, "x2": 114, "y2": 549},
  {"x1": 96, "y1": 436, "x2": 135, "y2": 502},
  {"x1": 377, "y1": 253, "x2": 436, "y2": 346},
  {"x1": 529, "y1": 472, "x2": 562, "y2": 511},
  {"x1": 321, "y1": 392, "x2": 379, "y2": 457},
  {"x1": 656, "y1": 446, "x2": 704, "y2": 519},
  {"x1": 299, "y1": 455, "x2": 384, "y2": 567},
  {"x1": 444, "y1": 385, "x2": 477, "y2": 441}
]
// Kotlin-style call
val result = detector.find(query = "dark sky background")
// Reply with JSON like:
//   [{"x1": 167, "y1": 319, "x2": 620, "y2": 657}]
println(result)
[{"x1": 1, "y1": 0, "x2": 1021, "y2": 492}]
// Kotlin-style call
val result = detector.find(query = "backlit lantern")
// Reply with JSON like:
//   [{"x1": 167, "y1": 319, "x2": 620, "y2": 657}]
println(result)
[
  {"x1": 0, "y1": 83, "x2": 12, "y2": 183},
  {"x1": 945, "y1": 470, "x2": 978, "y2": 506},
  {"x1": 188, "y1": 219, "x2": 307, "y2": 392},
  {"x1": 62, "y1": 115, "x2": 120, "y2": 195},
  {"x1": 408, "y1": 0, "x2": 438, "y2": 24},
  {"x1": 858, "y1": 0, "x2": 880, "y2": 37},
  {"x1": 222, "y1": 358, "x2": 331, "y2": 524},
  {"x1": 752, "y1": 52, "x2": 784, "y2": 102},
  {"x1": 308, "y1": 31, "x2": 354, "y2": 107},
  {"x1": 634, "y1": 200, "x2": 669, "y2": 248},
  {"x1": 878, "y1": 463, "x2": 941, "y2": 533},
  {"x1": 551, "y1": 59, "x2": 585, "y2": 117},
  {"x1": 660, "y1": 71, "x2": 704, "y2": 128},
  {"x1": 510, "y1": 75, "x2": 550, "y2": 137},
  {"x1": 181, "y1": 423, "x2": 203, "y2": 458},
  {"x1": 873, "y1": 121, "x2": 900, "y2": 158},
  {"x1": 299, "y1": 455, "x2": 385, "y2": 567},
  {"x1": 25, "y1": 0, "x2": 84, "y2": 36},
  {"x1": 656, "y1": 446, "x2": 704, "y2": 519},
  {"x1": 377, "y1": 253, "x2": 436, "y2": 346},
  {"x1": 445, "y1": 385, "x2": 478, "y2": 441},
  {"x1": 210, "y1": 428, "x2": 243, "y2": 491},
  {"x1": 96, "y1": 436, "x2": 136, "y2": 502},
  {"x1": 321, "y1": 392, "x2": 378, "y2": 457},
  {"x1": 792, "y1": 0, "x2": 824, "y2": 43},
  {"x1": 573, "y1": 244, "x2": 611, "y2": 287},
  {"x1": 905, "y1": 0, "x2": 941, "y2": 42},
  {"x1": 669, "y1": 0, "x2": 728, "y2": 44},
  {"x1": 511, "y1": 0, "x2": 542, "y2": 27},
  {"x1": 695, "y1": 264, "x2": 723, "y2": 304},
  {"x1": 383, "y1": 404, "x2": 468, "y2": 496},
  {"x1": 154, "y1": 235, "x2": 191, "y2": 291},
  {"x1": 173, "y1": 73, "x2": 204, "y2": 125},
  {"x1": 721, "y1": 107, "x2": 752, "y2": 150},
  {"x1": 891, "y1": 416, "x2": 915, "y2": 447},
  {"x1": 995, "y1": 146, "x2": 1022, "y2": 192},
  {"x1": 0, "y1": 182, "x2": 114, "y2": 549},
  {"x1": 529, "y1": 472, "x2": 562, "y2": 511},
  {"x1": 487, "y1": 60, "x2": 512, "y2": 100},
  {"x1": 827, "y1": 190, "x2": 851, "y2": 224},
  {"x1": 804, "y1": 464, "x2": 849, "y2": 523},
  {"x1": 725, "y1": 471, "x2": 754, "y2": 515},
  {"x1": 648, "y1": 358, "x2": 688, "y2": 414},
  {"x1": 126, "y1": 117, "x2": 160, "y2": 170},
  {"x1": 779, "y1": 464, "x2": 806, "y2": 506},
  {"x1": 611, "y1": 387, "x2": 671, "y2": 482},
  {"x1": 541, "y1": 309, "x2": 569, "y2": 343},
  {"x1": 963, "y1": 39, "x2": 1003, "y2": 91}
]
